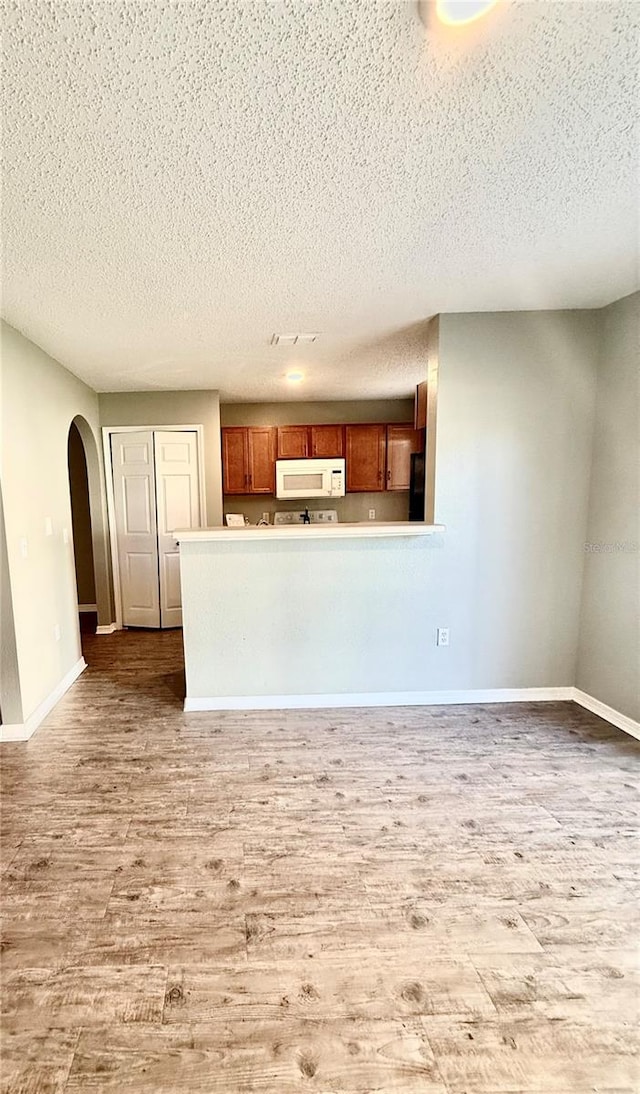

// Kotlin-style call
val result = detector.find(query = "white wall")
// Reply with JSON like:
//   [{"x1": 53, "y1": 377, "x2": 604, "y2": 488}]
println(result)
[
  {"x1": 577, "y1": 292, "x2": 640, "y2": 721},
  {"x1": 181, "y1": 310, "x2": 601, "y2": 701},
  {"x1": 0, "y1": 322, "x2": 112, "y2": 724}
]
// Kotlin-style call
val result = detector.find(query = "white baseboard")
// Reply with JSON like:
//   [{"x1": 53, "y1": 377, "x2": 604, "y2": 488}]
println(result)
[
  {"x1": 78, "y1": 603, "x2": 97, "y2": 613},
  {"x1": 96, "y1": 622, "x2": 118, "y2": 634},
  {"x1": 184, "y1": 686, "x2": 640, "y2": 742},
  {"x1": 0, "y1": 658, "x2": 86, "y2": 743},
  {"x1": 572, "y1": 688, "x2": 640, "y2": 741},
  {"x1": 184, "y1": 686, "x2": 575, "y2": 713}
]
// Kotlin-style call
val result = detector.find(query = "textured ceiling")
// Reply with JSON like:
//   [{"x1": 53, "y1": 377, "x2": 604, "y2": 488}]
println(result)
[{"x1": 2, "y1": 0, "x2": 638, "y2": 400}]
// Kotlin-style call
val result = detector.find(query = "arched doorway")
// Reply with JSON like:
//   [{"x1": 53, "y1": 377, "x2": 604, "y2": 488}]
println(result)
[
  {"x1": 67, "y1": 415, "x2": 113, "y2": 648},
  {"x1": 68, "y1": 421, "x2": 97, "y2": 639}
]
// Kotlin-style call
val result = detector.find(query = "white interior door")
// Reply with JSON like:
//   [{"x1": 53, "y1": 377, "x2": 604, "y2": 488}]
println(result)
[
  {"x1": 111, "y1": 431, "x2": 160, "y2": 628},
  {"x1": 153, "y1": 430, "x2": 201, "y2": 628}
]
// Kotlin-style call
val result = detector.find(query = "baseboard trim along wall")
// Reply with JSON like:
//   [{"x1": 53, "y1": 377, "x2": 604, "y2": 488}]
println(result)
[
  {"x1": 0, "y1": 657, "x2": 87, "y2": 743},
  {"x1": 573, "y1": 689, "x2": 640, "y2": 742},
  {"x1": 78, "y1": 603, "x2": 98, "y2": 613},
  {"x1": 184, "y1": 686, "x2": 640, "y2": 741},
  {"x1": 184, "y1": 686, "x2": 575, "y2": 712},
  {"x1": 96, "y1": 622, "x2": 119, "y2": 634}
]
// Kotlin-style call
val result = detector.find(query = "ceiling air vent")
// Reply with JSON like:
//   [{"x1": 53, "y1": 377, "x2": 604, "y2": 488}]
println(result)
[{"x1": 271, "y1": 333, "x2": 319, "y2": 346}]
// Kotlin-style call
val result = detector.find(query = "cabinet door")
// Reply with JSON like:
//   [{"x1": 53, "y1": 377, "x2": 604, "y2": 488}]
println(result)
[
  {"x1": 310, "y1": 424, "x2": 344, "y2": 458},
  {"x1": 222, "y1": 428, "x2": 248, "y2": 494},
  {"x1": 414, "y1": 381, "x2": 428, "y2": 430},
  {"x1": 277, "y1": 425, "x2": 309, "y2": 459},
  {"x1": 345, "y1": 424, "x2": 386, "y2": 492},
  {"x1": 247, "y1": 427, "x2": 276, "y2": 494},
  {"x1": 386, "y1": 425, "x2": 424, "y2": 491}
]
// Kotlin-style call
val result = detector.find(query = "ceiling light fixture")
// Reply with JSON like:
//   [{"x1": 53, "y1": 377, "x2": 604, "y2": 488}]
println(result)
[
  {"x1": 286, "y1": 370, "x2": 304, "y2": 383},
  {"x1": 432, "y1": 0, "x2": 500, "y2": 26}
]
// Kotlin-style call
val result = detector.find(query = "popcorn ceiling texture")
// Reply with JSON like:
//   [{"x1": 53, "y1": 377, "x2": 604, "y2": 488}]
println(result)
[{"x1": 1, "y1": 0, "x2": 638, "y2": 399}]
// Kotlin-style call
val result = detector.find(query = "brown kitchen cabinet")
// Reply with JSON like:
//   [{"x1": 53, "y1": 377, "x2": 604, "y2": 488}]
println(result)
[
  {"x1": 414, "y1": 381, "x2": 428, "y2": 430},
  {"x1": 386, "y1": 425, "x2": 424, "y2": 491},
  {"x1": 310, "y1": 424, "x2": 344, "y2": 458},
  {"x1": 222, "y1": 426, "x2": 276, "y2": 494},
  {"x1": 277, "y1": 424, "x2": 344, "y2": 459},
  {"x1": 345, "y1": 424, "x2": 386, "y2": 492},
  {"x1": 276, "y1": 425, "x2": 309, "y2": 459}
]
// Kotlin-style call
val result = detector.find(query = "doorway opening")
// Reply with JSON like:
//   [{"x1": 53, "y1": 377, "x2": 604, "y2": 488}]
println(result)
[{"x1": 68, "y1": 420, "x2": 98, "y2": 647}]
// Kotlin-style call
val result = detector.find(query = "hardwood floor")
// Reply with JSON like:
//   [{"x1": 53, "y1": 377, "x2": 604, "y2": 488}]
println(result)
[{"x1": 1, "y1": 627, "x2": 638, "y2": 1092}]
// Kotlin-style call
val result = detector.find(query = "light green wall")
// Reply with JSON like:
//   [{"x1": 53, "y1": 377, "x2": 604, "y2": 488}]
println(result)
[
  {"x1": 220, "y1": 398, "x2": 414, "y2": 426},
  {"x1": 434, "y1": 309, "x2": 599, "y2": 689},
  {"x1": 577, "y1": 292, "x2": 640, "y2": 721},
  {"x1": 99, "y1": 390, "x2": 223, "y2": 525},
  {"x1": 182, "y1": 310, "x2": 601, "y2": 700},
  {"x1": 1, "y1": 322, "x2": 112, "y2": 724}
]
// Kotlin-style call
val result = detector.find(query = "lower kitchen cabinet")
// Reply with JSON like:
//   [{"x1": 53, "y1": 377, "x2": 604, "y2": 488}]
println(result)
[
  {"x1": 345, "y1": 424, "x2": 387, "y2": 492},
  {"x1": 222, "y1": 426, "x2": 276, "y2": 494},
  {"x1": 386, "y1": 425, "x2": 424, "y2": 491}
]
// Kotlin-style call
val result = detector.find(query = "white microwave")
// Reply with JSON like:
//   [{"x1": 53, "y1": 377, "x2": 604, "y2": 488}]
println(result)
[{"x1": 275, "y1": 458, "x2": 346, "y2": 500}]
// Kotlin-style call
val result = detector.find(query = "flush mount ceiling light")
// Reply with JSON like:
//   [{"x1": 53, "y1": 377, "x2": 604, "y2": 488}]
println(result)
[
  {"x1": 286, "y1": 370, "x2": 304, "y2": 383},
  {"x1": 418, "y1": 0, "x2": 500, "y2": 27}
]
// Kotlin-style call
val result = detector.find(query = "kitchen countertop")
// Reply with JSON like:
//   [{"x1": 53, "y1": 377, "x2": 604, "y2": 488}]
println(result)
[{"x1": 175, "y1": 522, "x2": 444, "y2": 542}]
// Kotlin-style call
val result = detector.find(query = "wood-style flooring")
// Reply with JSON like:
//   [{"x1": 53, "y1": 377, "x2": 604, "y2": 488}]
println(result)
[{"x1": 1, "y1": 626, "x2": 638, "y2": 1092}]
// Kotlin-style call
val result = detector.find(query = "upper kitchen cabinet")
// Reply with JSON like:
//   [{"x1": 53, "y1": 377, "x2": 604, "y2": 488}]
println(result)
[
  {"x1": 277, "y1": 424, "x2": 344, "y2": 459},
  {"x1": 310, "y1": 424, "x2": 344, "y2": 458},
  {"x1": 221, "y1": 427, "x2": 248, "y2": 494},
  {"x1": 345, "y1": 424, "x2": 386, "y2": 492},
  {"x1": 414, "y1": 381, "x2": 428, "y2": 430},
  {"x1": 222, "y1": 426, "x2": 276, "y2": 494},
  {"x1": 386, "y1": 425, "x2": 424, "y2": 491},
  {"x1": 247, "y1": 427, "x2": 277, "y2": 493},
  {"x1": 277, "y1": 425, "x2": 309, "y2": 459}
]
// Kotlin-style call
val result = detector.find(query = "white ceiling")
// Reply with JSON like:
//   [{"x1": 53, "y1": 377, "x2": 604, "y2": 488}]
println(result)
[{"x1": 2, "y1": 1, "x2": 638, "y2": 401}]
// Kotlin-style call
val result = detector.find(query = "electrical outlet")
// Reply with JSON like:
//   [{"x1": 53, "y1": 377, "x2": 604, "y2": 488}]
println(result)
[
  {"x1": 368, "y1": 509, "x2": 376, "y2": 520},
  {"x1": 437, "y1": 628, "x2": 450, "y2": 647},
  {"x1": 54, "y1": 623, "x2": 61, "y2": 642}
]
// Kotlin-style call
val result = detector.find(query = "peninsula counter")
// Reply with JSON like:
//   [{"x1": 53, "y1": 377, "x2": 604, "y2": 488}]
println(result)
[{"x1": 177, "y1": 522, "x2": 445, "y2": 710}]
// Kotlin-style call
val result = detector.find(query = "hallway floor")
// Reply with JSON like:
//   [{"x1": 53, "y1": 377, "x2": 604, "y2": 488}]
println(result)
[{"x1": 1, "y1": 629, "x2": 638, "y2": 1092}]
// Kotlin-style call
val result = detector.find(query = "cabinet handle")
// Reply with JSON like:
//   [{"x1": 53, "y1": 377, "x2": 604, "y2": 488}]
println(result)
[
  {"x1": 387, "y1": 469, "x2": 391, "y2": 481},
  {"x1": 248, "y1": 474, "x2": 252, "y2": 488}
]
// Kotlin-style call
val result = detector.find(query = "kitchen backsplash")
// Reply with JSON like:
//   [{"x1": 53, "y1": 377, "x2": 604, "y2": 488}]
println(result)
[{"x1": 223, "y1": 491, "x2": 410, "y2": 525}]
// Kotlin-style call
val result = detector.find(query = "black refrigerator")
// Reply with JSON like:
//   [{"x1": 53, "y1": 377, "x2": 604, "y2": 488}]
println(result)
[{"x1": 409, "y1": 452, "x2": 425, "y2": 521}]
